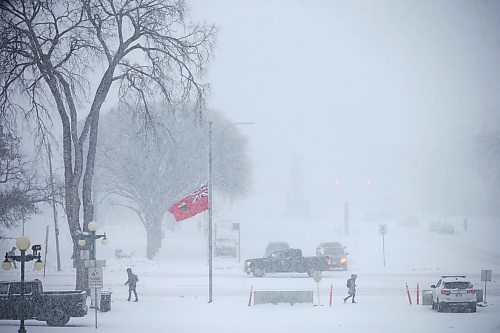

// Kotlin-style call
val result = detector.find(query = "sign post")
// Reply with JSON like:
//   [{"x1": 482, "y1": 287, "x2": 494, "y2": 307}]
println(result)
[
  {"x1": 312, "y1": 271, "x2": 323, "y2": 306},
  {"x1": 233, "y1": 223, "x2": 240, "y2": 263},
  {"x1": 86, "y1": 260, "x2": 105, "y2": 329},
  {"x1": 481, "y1": 269, "x2": 492, "y2": 304},
  {"x1": 379, "y1": 225, "x2": 387, "y2": 267}
]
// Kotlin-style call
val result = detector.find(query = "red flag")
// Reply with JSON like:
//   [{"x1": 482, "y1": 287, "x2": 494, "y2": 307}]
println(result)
[{"x1": 168, "y1": 185, "x2": 209, "y2": 222}]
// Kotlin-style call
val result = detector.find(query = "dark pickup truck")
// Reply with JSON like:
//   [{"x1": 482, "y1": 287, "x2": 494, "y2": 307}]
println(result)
[
  {"x1": 244, "y1": 248, "x2": 332, "y2": 277},
  {"x1": 0, "y1": 279, "x2": 87, "y2": 326}
]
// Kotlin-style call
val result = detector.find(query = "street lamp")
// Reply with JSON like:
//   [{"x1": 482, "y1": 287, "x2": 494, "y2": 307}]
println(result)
[
  {"x1": 78, "y1": 221, "x2": 108, "y2": 261},
  {"x1": 2, "y1": 236, "x2": 44, "y2": 333}
]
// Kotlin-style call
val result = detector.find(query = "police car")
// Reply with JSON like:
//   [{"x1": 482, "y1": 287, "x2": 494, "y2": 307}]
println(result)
[{"x1": 431, "y1": 275, "x2": 477, "y2": 312}]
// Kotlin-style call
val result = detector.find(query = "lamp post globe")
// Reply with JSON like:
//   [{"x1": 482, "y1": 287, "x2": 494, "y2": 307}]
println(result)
[
  {"x1": 101, "y1": 237, "x2": 109, "y2": 246},
  {"x1": 16, "y1": 236, "x2": 30, "y2": 251},
  {"x1": 34, "y1": 260, "x2": 44, "y2": 271},
  {"x1": 88, "y1": 221, "x2": 98, "y2": 232},
  {"x1": 78, "y1": 239, "x2": 86, "y2": 247},
  {"x1": 2, "y1": 259, "x2": 12, "y2": 271}
]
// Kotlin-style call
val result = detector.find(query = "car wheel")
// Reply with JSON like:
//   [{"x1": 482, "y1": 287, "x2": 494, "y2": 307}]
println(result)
[
  {"x1": 46, "y1": 308, "x2": 70, "y2": 327},
  {"x1": 470, "y1": 302, "x2": 476, "y2": 313},
  {"x1": 252, "y1": 267, "x2": 264, "y2": 277},
  {"x1": 437, "y1": 300, "x2": 445, "y2": 313}
]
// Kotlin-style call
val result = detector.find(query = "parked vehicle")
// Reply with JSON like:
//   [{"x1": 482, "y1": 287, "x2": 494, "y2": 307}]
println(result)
[
  {"x1": 264, "y1": 242, "x2": 290, "y2": 257},
  {"x1": 244, "y1": 248, "x2": 332, "y2": 278},
  {"x1": 0, "y1": 279, "x2": 87, "y2": 326},
  {"x1": 431, "y1": 275, "x2": 476, "y2": 312},
  {"x1": 428, "y1": 221, "x2": 455, "y2": 234},
  {"x1": 215, "y1": 237, "x2": 237, "y2": 257}
]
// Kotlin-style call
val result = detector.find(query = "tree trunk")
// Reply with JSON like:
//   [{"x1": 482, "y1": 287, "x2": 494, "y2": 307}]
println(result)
[
  {"x1": 66, "y1": 181, "x2": 87, "y2": 291},
  {"x1": 145, "y1": 211, "x2": 164, "y2": 259}
]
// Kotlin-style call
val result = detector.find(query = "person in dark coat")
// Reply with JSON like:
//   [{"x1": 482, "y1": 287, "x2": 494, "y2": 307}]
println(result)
[
  {"x1": 125, "y1": 268, "x2": 139, "y2": 302},
  {"x1": 344, "y1": 274, "x2": 357, "y2": 303},
  {"x1": 7, "y1": 247, "x2": 17, "y2": 269}
]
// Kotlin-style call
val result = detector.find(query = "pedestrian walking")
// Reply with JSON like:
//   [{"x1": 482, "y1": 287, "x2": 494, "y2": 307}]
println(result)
[
  {"x1": 125, "y1": 268, "x2": 139, "y2": 302},
  {"x1": 7, "y1": 247, "x2": 17, "y2": 269},
  {"x1": 344, "y1": 274, "x2": 357, "y2": 303}
]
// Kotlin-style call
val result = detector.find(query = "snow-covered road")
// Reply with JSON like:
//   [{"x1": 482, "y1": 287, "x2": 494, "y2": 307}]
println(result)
[{"x1": 1, "y1": 217, "x2": 499, "y2": 332}]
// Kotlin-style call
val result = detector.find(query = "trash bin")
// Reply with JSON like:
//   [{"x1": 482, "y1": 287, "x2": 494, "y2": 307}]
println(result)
[
  {"x1": 100, "y1": 292, "x2": 112, "y2": 312},
  {"x1": 421, "y1": 290, "x2": 433, "y2": 306}
]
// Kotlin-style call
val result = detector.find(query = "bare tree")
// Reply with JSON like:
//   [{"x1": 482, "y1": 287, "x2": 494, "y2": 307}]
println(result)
[
  {"x1": 0, "y1": 0, "x2": 215, "y2": 290},
  {"x1": 0, "y1": 126, "x2": 54, "y2": 229},
  {"x1": 95, "y1": 104, "x2": 250, "y2": 259}
]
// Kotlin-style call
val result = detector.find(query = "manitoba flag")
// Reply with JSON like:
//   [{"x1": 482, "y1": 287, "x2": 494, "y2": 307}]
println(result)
[{"x1": 168, "y1": 185, "x2": 209, "y2": 222}]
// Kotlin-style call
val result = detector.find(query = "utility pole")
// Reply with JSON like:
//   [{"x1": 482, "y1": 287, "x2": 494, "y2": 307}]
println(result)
[
  {"x1": 47, "y1": 142, "x2": 62, "y2": 271},
  {"x1": 43, "y1": 225, "x2": 49, "y2": 277}
]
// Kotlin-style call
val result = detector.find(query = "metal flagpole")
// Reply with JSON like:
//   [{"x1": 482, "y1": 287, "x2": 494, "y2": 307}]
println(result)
[{"x1": 208, "y1": 121, "x2": 213, "y2": 303}]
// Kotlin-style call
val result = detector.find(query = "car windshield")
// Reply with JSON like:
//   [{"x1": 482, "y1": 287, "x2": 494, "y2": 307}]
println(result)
[
  {"x1": 0, "y1": 284, "x2": 8, "y2": 295},
  {"x1": 443, "y1": 281, "x2": 472, "y2": 289},
  {"x1": 9, "y1": 283, "x2": 33, "y2": 295},
  {"x1": 321, "y1": 242, "x2": 342, "y2": 248},
  {"x1": 324, "y1": 248, "x2": 345, "y2": 256}
]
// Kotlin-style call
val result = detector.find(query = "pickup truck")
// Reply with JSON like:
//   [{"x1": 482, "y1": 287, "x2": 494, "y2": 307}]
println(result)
[
  {"x1": 0, "y1": 279, "x2": 87, "y2": 326},
  {"x1": 244, "y1": 248, "x2": 332, "y2": 277}
]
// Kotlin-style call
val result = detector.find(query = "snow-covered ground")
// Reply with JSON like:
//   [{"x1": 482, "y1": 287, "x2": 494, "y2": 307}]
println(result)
[{"x1": 1, "y1": 215, "x2": 499, "y2": 332}]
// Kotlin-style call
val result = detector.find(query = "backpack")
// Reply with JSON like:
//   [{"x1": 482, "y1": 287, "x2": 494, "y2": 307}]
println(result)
[{"x1": 346, "y1": 279, "x2": 352, "y2": 288}]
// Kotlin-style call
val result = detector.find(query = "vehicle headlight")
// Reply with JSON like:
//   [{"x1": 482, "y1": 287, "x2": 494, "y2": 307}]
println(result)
[{"x1": 340, "y1": 257, "x2": 347, "y2": 264}]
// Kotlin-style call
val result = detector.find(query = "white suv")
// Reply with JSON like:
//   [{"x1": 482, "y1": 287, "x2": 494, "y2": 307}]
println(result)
[{"x1": 431, "y1": 275, "x2": 476, "y2": 312}]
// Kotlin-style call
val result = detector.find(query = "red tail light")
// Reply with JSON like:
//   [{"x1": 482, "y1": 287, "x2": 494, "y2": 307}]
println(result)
[
  {"x1": 440, "y1": 290, "x2": 451, "y2": 295},
  {"x1": 327, "y1": 258, "x2": 332, "y2": 266},
  {"x1": 467, "y1": 290, "x2": 476, "y2": 294}
]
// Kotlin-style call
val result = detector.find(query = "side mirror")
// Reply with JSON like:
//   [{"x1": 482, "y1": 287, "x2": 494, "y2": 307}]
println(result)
[{"x1": 431, "y1": 285, "x2": 436, "y2": 288}]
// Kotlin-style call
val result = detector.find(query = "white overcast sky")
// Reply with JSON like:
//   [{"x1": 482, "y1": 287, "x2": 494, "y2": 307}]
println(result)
[{"x1": 187, "y1": 0, "x2": 500, "y2": 223}]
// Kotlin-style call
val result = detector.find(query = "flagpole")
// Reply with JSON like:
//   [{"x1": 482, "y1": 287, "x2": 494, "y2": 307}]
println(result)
[{"x1": 208, "y1": 121, "x2": 213, "y2": 303}]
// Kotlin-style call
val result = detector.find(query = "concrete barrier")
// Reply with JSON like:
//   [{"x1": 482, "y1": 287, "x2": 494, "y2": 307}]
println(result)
[{"x1": 253, "y1": 290, "x2": 313, "y2": 305}]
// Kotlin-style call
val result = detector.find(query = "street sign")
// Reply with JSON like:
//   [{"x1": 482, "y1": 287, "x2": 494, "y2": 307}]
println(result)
[
  {"x1": 379, "y1": 224, "x2": 387, "y2": 235},
  {"x1": 481, "y1": 269, "x2": 492, "y2": 282},
  {"x1": 311, "y1": 270, "x2": 322, "y2": 283},
  {"x1": 80, "y1": 250, "x2": 90, "y2": 260},
  {"x1": 85, "y1": 260, "x2": 107, "y2": 268},
  {"x1": 88, "y1": 267, "x2": 103, "y2": 288}
]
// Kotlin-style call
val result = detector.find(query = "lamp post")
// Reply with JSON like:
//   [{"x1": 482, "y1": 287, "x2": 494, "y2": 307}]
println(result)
[
  {"x1": 78, "y1": 221, "x2": 107, "y2": 329},
  {"x1": 2, "y1": 236, "x2": 44, "y2": 333},
  {"x1": 78, "y1": 221, "x2": 108, "y2": 262}
]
